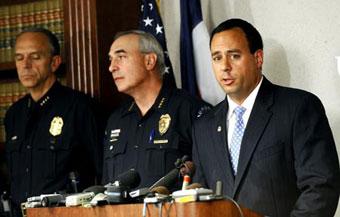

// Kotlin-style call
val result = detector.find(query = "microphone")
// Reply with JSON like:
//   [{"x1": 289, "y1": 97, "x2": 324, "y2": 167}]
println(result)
[
  {"x1": 104, "y1": 169, "x2": 141, "y2": 203},
  {"x1": 180, "y1": 161, "x2": 196, "y2": 177},
  {"x1": 106, "y1": 168, "x2": 141, "y2": 191},
  {"x1": 69, "y1": 171, "x2": 79, "y2": 193},
  {"x1": 83, "y1": 185, "x2": 106, "y2": 194},
  {"x1": 149, "y1": 186, "x2": 170, "y2": 195},
  {"x1": 130, "y1": 156, "x2": 190, "y2": 199},
  {"x1": 41, "y1": 194, "x2": 65, "y2": 207},
  {"x1": 181, "y1": 175, "x2": 191, "y2": 190},
  {"x1": 83, "y1": 185, "x2": 108, "y2": 206},
  {"x1": 186, "y1": 183, "x2": 202, "y2": 190},
  {"x1": 149, "y1": 168, "x2": 179, "y2": 190},
  {"x1": 215, "y1": 181, "x2": 223, "y2": 198},
  {"x1": 144, "y1": 186, "x2": 171, "y2": 204},
  {"x1": 150, "y1": 155, "x2": 192, "y2": 190},
  {"x1": 180, "y1": 161, "x2": 195, "y2": 190}
]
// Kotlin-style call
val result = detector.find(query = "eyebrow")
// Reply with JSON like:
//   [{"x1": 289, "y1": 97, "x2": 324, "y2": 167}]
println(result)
[
  {"x1": 211, "y1": 49, "x2": 241, "y2": 56},
  {"x1": 14, "y1": 51, "x2": 43, "y2": 56},
  {"x1": 114, "y1": 49, "x2": 127, "y2": 55}
]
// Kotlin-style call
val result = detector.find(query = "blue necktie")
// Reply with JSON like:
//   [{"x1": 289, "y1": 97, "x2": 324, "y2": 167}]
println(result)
[{"x1": 229, "y1": 106, "x2": 246, "y2": 175}]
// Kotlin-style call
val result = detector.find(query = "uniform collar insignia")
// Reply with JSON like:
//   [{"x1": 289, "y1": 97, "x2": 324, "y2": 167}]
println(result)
[
  {"x1": 39, "y1": 96, "x2": 50, "y2": 107},
  {"x1": 158, "y1": 97, "x2": 166, "y2": 109},
  {"x1": 128, "y1": 102, "x2": 135, "y2": 112}
]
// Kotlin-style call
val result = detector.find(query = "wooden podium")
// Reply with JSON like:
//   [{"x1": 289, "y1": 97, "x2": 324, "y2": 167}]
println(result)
[{"x1": 27, "y1": 200, "x2": 263, "y2": 217}]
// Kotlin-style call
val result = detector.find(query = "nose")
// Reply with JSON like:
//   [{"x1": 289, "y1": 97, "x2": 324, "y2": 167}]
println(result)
[
  {"x1": 22, "y1": 57, "x2": 32, "y2": 68},
  {"x1": 221, "y1": 56, "x2": 231, "y2": 72},
  {"x1": 108, "y1": 59, "x2": 118, "y2": 73}
]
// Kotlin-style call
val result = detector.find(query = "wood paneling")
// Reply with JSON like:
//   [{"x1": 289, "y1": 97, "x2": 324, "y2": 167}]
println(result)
[{"x1": 63, "y1": 0, "x2": 138, "y2": 110}]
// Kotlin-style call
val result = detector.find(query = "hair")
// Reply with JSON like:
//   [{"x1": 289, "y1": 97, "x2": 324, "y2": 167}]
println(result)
[
  {"x1": 15, "y1": 27, "x2": 60, "y2": 56},
  {"x1": 210, "y1": 18, "x2": 263, "y2": 54},
  {"x1": 114, "y1": 30, "x2": 166, "y2": 75}
]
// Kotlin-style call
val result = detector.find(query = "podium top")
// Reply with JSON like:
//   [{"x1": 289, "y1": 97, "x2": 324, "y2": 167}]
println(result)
[{"x1": 26, "y1": 200, "x2": 264, "y2": 217}]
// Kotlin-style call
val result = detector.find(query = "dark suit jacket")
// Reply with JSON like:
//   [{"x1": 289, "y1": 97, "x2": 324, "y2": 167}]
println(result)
[{"x1": 192, "y1": 77, "x2": 340, "y2": 217}]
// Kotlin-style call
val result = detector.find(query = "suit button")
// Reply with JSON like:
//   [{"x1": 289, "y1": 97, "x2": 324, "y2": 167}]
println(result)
[
  {"x1": 26, "y1": 145, "x2": 31, "y2": 149},
  {"x1": 134, "y1": 145, "x2": 139, "y2": 149},
  {"x1": 50, "y1": 145, "x2": 55, "y2": 150}
]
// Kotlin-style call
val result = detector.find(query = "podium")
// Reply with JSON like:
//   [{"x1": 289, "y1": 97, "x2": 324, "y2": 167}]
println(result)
[{"x1": 27, "y1": 200, "x2": 263, "y2": 217}]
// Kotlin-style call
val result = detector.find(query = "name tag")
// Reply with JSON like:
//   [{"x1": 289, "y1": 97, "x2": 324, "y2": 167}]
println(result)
[{"x1": 153, "y1": 139, "x2": 168, "y2": 144}]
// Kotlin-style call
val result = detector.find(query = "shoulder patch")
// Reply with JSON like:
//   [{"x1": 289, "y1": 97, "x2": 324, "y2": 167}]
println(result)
[{"x1": 196, "y1": 105, "x2": 211, "y2": 118}]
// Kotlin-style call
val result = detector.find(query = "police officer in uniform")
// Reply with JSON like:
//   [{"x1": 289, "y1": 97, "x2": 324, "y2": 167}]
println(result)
[
  {"x1": 103, "y1": 30, "x2": 210, "y2": 189},
  {"x1": 4, "y1": 28, "x2": 103, "y2": 216}
]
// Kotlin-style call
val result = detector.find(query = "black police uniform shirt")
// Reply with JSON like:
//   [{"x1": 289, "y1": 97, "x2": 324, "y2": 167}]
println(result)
[
  {"x1": 4, "y1": 81, "x2": 102, "y2": 206},
  {"x1": 102, "y1": 83, "x2": 210, "y2": 189}
]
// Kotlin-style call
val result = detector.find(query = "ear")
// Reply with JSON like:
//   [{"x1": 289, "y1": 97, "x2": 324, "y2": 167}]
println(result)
[
  {"x1": 144, "y1": 53, "x2": 157, "y2": 70},
  {"x1": 51, "y1": 55, "x2": 62, "y2": 73},
  {"x1": 254, "y1": 49, "x2": 263, "y2": 68}
]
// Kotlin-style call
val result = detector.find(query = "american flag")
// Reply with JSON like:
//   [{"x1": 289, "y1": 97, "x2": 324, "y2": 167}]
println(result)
[{"x1": 139, "y1": 0, "x2": 176, "y2": 88}]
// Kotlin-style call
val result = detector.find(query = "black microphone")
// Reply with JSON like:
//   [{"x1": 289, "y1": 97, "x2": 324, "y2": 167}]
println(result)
[
  {"x1": 113, "y1": 168, "x2": 141, "y2": 189},
  {"x1": 130, "y1": 156, "x2": 190, "y2": 199},
  {"x1": 105, "y1": 169, "x2": 141, "y2": 203},
  {"x1": 69, "y1": 171, "x2": 78, "y2": 193},
  {"x1": 149, "y1": 155, "x2": 194, "y2": 190},
  {"x1": 149, "y1": 168, "x2": 179, "y2": 190},
  {"x1": 41, "y1": 194, "x2": 65, "y2": 207}
]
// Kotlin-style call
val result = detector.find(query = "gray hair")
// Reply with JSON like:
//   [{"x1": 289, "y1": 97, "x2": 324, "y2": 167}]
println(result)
[
  {"x1": 16, "y1": 27, "x2": 60, "y2": 56},
  {"x1": 114, "y1": 30, "x2": 166, "y2": 75}
]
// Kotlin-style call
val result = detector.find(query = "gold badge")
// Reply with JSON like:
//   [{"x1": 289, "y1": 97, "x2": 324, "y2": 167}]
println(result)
[
  {"x1": 159, "y1": 114, "x2": 171, "y2": 136},
  {"x1": 49, "y1": 116, "x2": 64, "y2": 136}
]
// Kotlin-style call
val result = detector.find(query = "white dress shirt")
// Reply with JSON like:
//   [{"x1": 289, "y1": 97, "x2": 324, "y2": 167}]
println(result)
[{"x1": 226, "y1": 76, "x2": 263, "y2": 148}]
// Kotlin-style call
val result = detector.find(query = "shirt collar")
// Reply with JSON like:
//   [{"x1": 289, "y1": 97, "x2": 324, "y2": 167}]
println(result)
[
  {"x1": 28, "y1": 81, "x2": 61, "y2": 109},
  {"x1": 123, "y1": 81, "x2": 173, "y2": 116},
  {"x1": 227, "y1": 76, "x2": 263, "y2": 120}
]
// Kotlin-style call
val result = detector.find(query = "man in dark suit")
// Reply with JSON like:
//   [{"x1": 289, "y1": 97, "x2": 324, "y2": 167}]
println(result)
[{"x1": 192, "y1": 18, "x2": 340, "y2": 217}]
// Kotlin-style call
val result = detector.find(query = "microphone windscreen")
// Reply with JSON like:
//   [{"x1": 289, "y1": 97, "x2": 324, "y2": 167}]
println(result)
[
  {"x1": 83, "y1": 185, "x2": 106, "y2": 194},
  {"x1": 150, "y1": 186, "x2": 170, "y2": 195},
  {"x1": 149, "y1": 168, "x2": 179, "y2": 189},
  {"x1": 116, "y1": 169, "x2": 141, "y2": 189},
  {"x1": 181, "y1": 155, "x2": 190, "y2": 162},
  {"x1": 180, "y1": 161, "x2": 196, "y2": 176},
  {"x1": 185, "y1": 183, "x2": 202, "y2": 189}
]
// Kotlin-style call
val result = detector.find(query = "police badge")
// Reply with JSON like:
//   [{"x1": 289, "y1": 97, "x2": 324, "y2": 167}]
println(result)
[
  {"x1": 49, "y1": 116, "x2": 64, "y2": 136},
  {"x1": 158, "y1": 114, "x2": 171, "y2": 136}
]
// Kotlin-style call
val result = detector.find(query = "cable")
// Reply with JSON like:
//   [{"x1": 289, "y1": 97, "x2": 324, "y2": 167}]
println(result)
[
  {"x1": 142, "y1": 202, "x2": 147, "y2": 217},
  {"x1": 166, "y1": 199, "x2": 175, "y2": 217},
  {"x1": 223, "y1": 196, "x2": 244, "y2": 217}
]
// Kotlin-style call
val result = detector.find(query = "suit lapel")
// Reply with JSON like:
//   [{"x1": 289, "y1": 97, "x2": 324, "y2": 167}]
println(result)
[
  {"x1": 233, "y1": 78, "x2": 274, "y2": 197},
  {"x1": 211, "y1": 101, "x2": 235, "y2": 188}
]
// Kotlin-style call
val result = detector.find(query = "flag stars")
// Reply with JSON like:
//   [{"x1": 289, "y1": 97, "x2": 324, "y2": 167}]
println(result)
[
  {"x1": 141, "y1": 4, "x2": 144, "y2": 12},
  {"x1": 156, "y1": 24, "x2": 163, "y2": 34},
  {"x1": 149, "y1": 3, "x2": 153, "y2": 10},
  {"x1": 143, "y1": 17, "x2": 153, "y2": 27},
  {"x1": 164, "y1": 66, "x2": 170, "y2": 74}
]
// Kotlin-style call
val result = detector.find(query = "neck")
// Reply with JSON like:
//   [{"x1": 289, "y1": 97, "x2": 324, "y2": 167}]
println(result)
[
  {"x1": 133, "y1": 77, "x2": 162, "y2": 116},
  {"x1": 29, "y1": 77, "x2": 56, "y2": 102}
]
